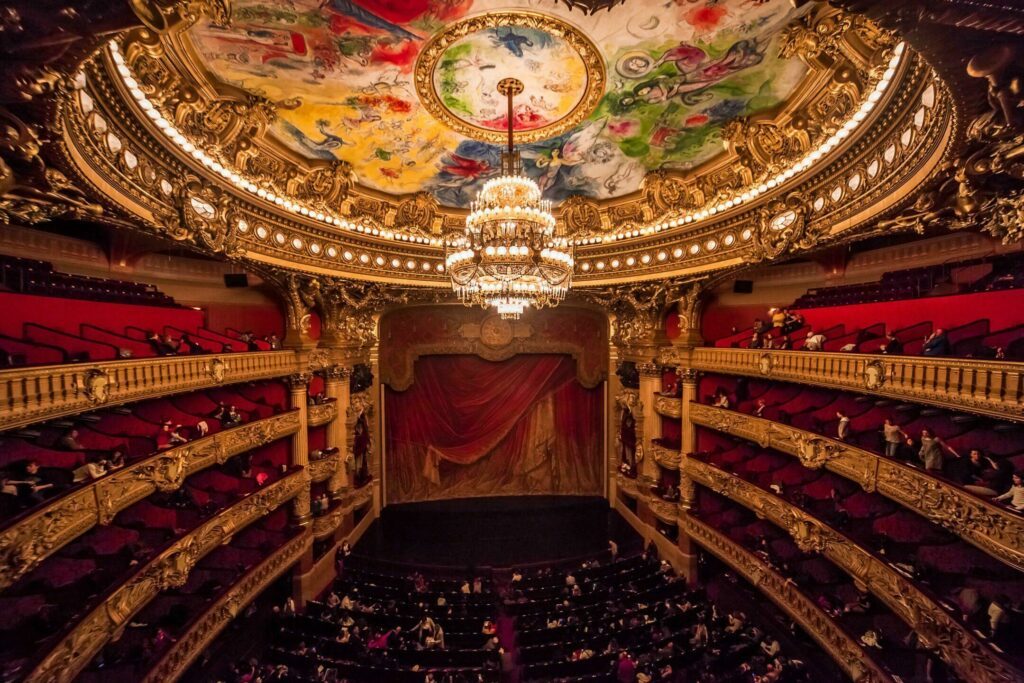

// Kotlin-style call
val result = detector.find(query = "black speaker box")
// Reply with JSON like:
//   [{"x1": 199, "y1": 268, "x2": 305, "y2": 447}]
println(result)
[
  {"x1": 224, "y1": 273, "x2": 249, "y2": 288},
  {"x1": 733, "y1": 279, "x2": 754, "y2": 294}
]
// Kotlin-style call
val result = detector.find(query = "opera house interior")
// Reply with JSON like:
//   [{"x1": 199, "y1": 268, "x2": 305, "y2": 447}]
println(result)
[{"x1": 3, "y1": 0, "x2": 1024, "y2": 681}]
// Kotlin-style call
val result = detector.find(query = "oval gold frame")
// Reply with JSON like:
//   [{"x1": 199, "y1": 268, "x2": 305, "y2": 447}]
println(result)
[{"x1": 413, "y1": 11, "x2": 607, "y2": 144}]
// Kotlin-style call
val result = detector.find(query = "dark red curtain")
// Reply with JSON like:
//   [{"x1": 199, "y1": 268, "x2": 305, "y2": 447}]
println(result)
[{"x1": 385, "y1": 354, "x2": 603, "y2": 503}]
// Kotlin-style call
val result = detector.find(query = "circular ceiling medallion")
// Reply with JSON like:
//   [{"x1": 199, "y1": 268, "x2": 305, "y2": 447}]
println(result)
[{"x1": 414, "y1": 12, "x2": 606, "y2": 144}]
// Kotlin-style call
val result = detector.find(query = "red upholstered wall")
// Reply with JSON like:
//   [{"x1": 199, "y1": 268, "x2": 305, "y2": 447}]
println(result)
[
  {"x1": 202, "y1": 302, "x2": 286, "y2": 338},
  {"x1": 698, "y1": 289, "x2": 1024, "y2": 342},
  {"x1": 0, "y1": 292, "x2": 205, "y2": 337}
]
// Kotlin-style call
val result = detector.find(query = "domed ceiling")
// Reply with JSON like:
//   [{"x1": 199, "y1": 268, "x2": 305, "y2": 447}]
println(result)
[{"x1": 187, "y1": 0, "x2": 809, "y2": 208}]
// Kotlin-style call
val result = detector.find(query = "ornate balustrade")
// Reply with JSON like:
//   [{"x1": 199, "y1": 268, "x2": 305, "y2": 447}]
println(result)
[
  {"x1": 26, "y1": 469, "x2": 308, "y2": 683},
  {"x1": 654, "y1": 395, "x2": 682, "y2": 419},
  {"x1": 308, "y1": 400, "x2": 337, "y2": 427},
  {"x1": 308, "y1": 450, "x2": 341, "y2": 483},
  {"x1": 650, "y1": 440, "x2": 682, "y2": 470},
  {"x1": 0, "y1": 410, "x2": 301, "y2": 591},
  {"x1": 684, "y1": 458, "x2": 1022, "y2": 683},
  {"x1": 690, "y1": 348, "x2": 1024, "y2": 422},
  {"x1": 679, "y1": 514, "x2": 894, "y2": 683},
  {"x1": 141, "y1": 529, "x2": 314, "y2": 683},
  {"x1": 690, "y1": 403, "x2": 1024, "y2": 572},
  {"x1": 0, "y1": 351, "x2": 301, "y2": 432}
]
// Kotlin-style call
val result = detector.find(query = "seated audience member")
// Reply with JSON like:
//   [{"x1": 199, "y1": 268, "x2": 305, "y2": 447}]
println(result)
[
  {"x1": 11, "y1": 460, "x2": 56, "y2": 505},
  {"x1": 994, "y1": 473, "x2": 1024, "y2": 511},
  {"x1": 911, "y1": 428, "x2": 959, "y2": 472},
  {"x1": 146, "y1": 331, "x2": 170, "y2": 355},
  {"x1": 156, "y1": 422, "x2": 176, "y2": 450},
  {"x1": 804, "y1": 329, "x2": 827, "y2": 351},
  {"x1": 956, "y1": 449, "x2": 1005, "y2": 496},
  {"x1": 210, "y1": 401, "x2": 228, "y2": 421},
  {"x1": 169, "y1": 424, "x2": 189, "y2": 446},
  {"x1": 181, "y1": 334, "x2": 205, "y2": 354},
  {"x1": 266, "y1": 334, "x2": 281, "y2": 350},
  {"x1": 712, "y1": 390, "x2": 730, "y2": 409},
  {"x1": 108, "y1": 449, "x2": 126, "y2": 470},
  {"x1": 922, "y1": 328, "x2": 951, "y2": 356},
  {"x1": 749, "y1": 330, "x2": 763, "y2": 349},
  {"x1": 783, "y1": 310, "x2": 804, "y2": 334},
  {"x1": 776, "y1": 334, "x2": 792, "y2": 350},
  {"x1": 222, "y1": 406, "x2": 243, "y2": 428},
  {"x1": 161, "y1": 334, "x2": 180, "y2": 355},
  {"x1": 880, "y1": 332, "x2": 904, "y2": 355},
  {"x1": 195, "y1": 420, "x2": 210, "y2": 437},
  {"x1": 753, "y1": 399, "x2": 767, "y2": 417},
  {"x1": 836, "y1": 410, "x2": 851, "y2": 442},
  {"x1": 73, "y1": 457, "x2": 109, "y2": 483},
  {"x1": 882, "y1": 418, "x2": 907, "y2": 458},
  {"x1": 753, "y1": 318, "x2": 768, "y2": 335},
  {"x1": 59, "y1": 428, "x2": 84, "y2": 451}
]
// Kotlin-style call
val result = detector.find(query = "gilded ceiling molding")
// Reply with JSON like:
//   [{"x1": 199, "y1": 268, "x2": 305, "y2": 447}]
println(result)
[
  {"x1": 690, "y1": 347, "x2": 1024, "y2": 423},
  {"x1": 38, "y1": 4, "x2": 953, "y2": 288},
  {"x1": 141, "y1": 529, "x2": 313, "y2": 683},
  {"x1": 679, "y1": 513, "x2": 895, "y2": 683},
  {"x1": 0, "y1": 410, "x2": 300, "y2": 591},
  {"x1": 686, "y1": 459, "x2": 1023, "y2": 683},
  {"x1": 379, "y1": 305, "x2": 608, "y2": 391},
  {"x1": 316, "y1": 280, "x2": 409, "y2": 351},
  {"x1": 0, "y1": 350, "x2": 300, "y2": 433},
  {"x1": 691, "y1": 402, "x2": 1024, "y2": 572},
  {"x1": 26, "y1": 469, "x2": 308, "y2": 683}
]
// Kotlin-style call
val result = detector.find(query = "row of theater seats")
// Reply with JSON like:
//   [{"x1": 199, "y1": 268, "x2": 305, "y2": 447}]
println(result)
[
  {"x1": 0, "y1": 320, "x2": 277, "y2": 367},
  {"x1": 233, "y1": 551, "x2": 825, "y2": 683},
  {"x1": 700, "y1": 376, "x2": 1023, "y2": 507},
  {"x1": 0, "y1": 255, "x2": 178, "y2": 307},
  {"x1": 78, "y1": 507, "x2": 299, "y2": 683},
  {"x1": 715, "y1": 314, "x2": 1024, "y2": 360},
  {"x1": 792, "y1": 254, "x2": 1024, "y2": 308},
  {"x1": 691, "y1": 435, "x2": 1024, "y2": 669},
  {"x1": 0, "y1": 380, "x2": 290, "y2": 524},
  {"x1": 0, "y1": 435, "x2": 295, "y2": 681}
]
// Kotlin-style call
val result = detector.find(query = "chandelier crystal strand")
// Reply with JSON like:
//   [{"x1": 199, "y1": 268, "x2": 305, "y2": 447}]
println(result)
[{"x1": 447, "y1": 78, "x2": 572, "y2": 320}]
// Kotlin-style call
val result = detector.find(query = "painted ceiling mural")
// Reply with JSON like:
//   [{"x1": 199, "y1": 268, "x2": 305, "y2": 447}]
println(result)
[{"x1": 189, "y1": 0, "x2": 809, "y2": 208}]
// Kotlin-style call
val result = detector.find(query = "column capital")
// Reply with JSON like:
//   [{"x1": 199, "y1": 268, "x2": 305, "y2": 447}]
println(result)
[
  {"x1": 637, "y1": 361, "x2": 661, "y2": 378},
  {"x1": 676, "y1": 368, "x2": 700, "y2": 383},
  {"x1": 285, "y1": 372, "x2": 312, "y2": 391},
  {"x1": 324, "y1": 365, "x2": 353, "y2": 381}
]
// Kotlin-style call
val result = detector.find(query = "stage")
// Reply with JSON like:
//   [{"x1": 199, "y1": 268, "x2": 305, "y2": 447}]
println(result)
[{"x1": 354, "y1": 495, "x2": 639, "y2": 567}]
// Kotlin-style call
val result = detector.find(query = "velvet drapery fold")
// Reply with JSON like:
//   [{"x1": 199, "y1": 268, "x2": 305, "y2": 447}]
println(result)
[{"x1": 385, "y1": 354, "x2": 603, "y2": 503}]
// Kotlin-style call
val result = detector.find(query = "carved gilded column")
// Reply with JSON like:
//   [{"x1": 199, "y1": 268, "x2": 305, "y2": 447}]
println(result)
[
  {"x1": 677, "y1": 368, "x2": 699, "y2": 510},
  {"x1": 286, "y1": 373, "x2": 312, "y2": 526},
  {"x1": 324, "y1": 365, "x2": 352, "y2": 499},
  {"x1": 368, "y1": 345, "x2": 383, "y2": 514},
  {"x1": 606, "y1": 341, "x2": 621, "y2": 503},
  {"x1": 637, "y1": 361, "x2": 662, "y2": 482}
]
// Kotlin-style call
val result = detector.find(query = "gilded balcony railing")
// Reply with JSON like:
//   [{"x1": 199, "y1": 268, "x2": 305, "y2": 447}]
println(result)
[
  {"x1": 313, "y1": 484, "x2": 374, "y2": 540},
  {"x1": 685, "y1": 458, "x2": 1022, "y2": 683},
  {"x1": 0, "y1": 350, "x2": 300, "y2": 432},
  {"x1": 689, "y1": 402, "x2": 1024, "y2": 572},
  {"x1": 308, "y1": 450, "x2": 341, "y2": 483},
  {"x1": 26, "y1": 469, "x2": 308, "y2": 683},
  {"x1": 0, "y1": 410, "x2": 301, "y2": 591},
  {"x1": 650, "y1": 440, "x2": 682, "y2": 470},
  {"x1": 679, "y1": 514, "x2": 894, "y2": 683},
  {"x1": 141, "y1": 529, "x2": 313, "y2": 683},
  {"x1": 308, "y1": 399, "x2": 338, "y2": 427},
  {"x1": 690, "y1": 348, "x2": 1024, "y2": 422},
  {"x1": 654, "y1": 395, "x2": 682, "y2": 419}
]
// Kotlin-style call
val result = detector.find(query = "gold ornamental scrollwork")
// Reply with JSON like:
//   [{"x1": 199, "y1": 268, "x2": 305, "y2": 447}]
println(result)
[
  {"x1": 863, "y1": 359, "x2": 887, "y2": 390},
  {"x1": 204, "y1": 356, "x2": 228, "y2": 383},
  {"x1": 77, "y1": 367, "x2": 112, "y2": 404},
  {"x1": 413, "y1": 11, "x2": 606, "y2": 144}
]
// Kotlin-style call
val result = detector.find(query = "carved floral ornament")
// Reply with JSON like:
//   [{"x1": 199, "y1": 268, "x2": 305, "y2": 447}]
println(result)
[{"x1": 36, "y1": 4, "x2": 955, "y2": 287}]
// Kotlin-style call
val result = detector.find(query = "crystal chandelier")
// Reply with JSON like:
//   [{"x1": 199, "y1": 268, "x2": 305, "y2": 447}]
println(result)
[{"x1": 446, "y1": 78, "x2": 573, "y2": 320}]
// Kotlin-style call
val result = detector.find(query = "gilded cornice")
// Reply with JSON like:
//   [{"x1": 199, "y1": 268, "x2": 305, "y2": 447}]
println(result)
[
  {"x1": 307, "y1": 400, "x2": 338, "y2": 428},
  {"x1": 690, "y1": 402, "x2": 1024, "y2": 572},
  {"x1": 685, "y1": 459, "x2": 1022, "y2": 683},
  {"x1": 140, "y1": 529, "x2": 313, "y2": 683},
  {"x1": 26, "y1": 469, "x2": 308, "y2": 683},
  {"x1": 680, "y1": 514, "x2": 894, "y2": 683},
  {"x1": 0, "y1": 410, "x2": 300, "y2": 591},
  {"x1": 46, "y1": 7, "x2": 956, "y2": 287},
  {"x1": 691, "y1": 348, "x2": 1024, "y2": 423},
  {"x1": 0, "y1": 350, "x2": 301, "y2": 433}
]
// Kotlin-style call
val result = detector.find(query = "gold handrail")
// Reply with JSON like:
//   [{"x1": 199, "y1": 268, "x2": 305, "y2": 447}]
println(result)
[
  {"x1": 0, "y1": 350, "x2": 300, "y2": 432},
  {"x1": 689, "y1": 402, "x2": 1024, "y2": 572},
  {"x1": 679, "y1": 514, "x2": 894, "y2": 683},
  {"x1": 685, "y1": 458, "x2": 1022, "y2": 683},
  {"x1": 26, "y1": 469, "x2": 308, "y2": 683},
  {"x1": 141, "y1": 529, "x2": 314, "y2": 683},
  {"x1": 0, "y1": 410, "x2": 301, "y2": 591},
  {"x1": 690, "y1": 348, "x2": 1024, "y2": 422},
  {"x1": 308, "y1": 399, "x2": 338, "y2": 427}
]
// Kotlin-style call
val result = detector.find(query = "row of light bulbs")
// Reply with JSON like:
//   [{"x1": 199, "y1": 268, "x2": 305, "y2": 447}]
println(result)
[{"x1": 573, "y1": 43, "x2": 906, "y2": 247}]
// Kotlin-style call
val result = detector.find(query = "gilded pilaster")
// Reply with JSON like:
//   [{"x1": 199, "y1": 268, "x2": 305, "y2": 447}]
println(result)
[
  {"x1": 324, "y1": 365, "x2": 353, "y2": 499},
  {"x1": 637, "y1": 361, "x2": 662, "y2": 482},
  {"x1": 286, "y1": 373, "x2": 312, "y2": 526}
]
